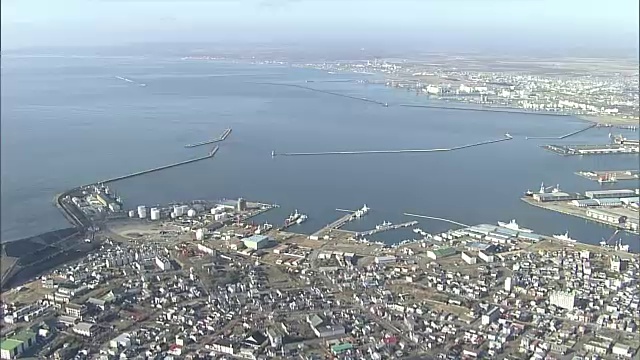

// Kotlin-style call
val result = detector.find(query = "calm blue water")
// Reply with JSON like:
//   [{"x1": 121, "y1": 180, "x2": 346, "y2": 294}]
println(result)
[{"x1": 2, "y1": 55, "x2": 639, "y2": 251}]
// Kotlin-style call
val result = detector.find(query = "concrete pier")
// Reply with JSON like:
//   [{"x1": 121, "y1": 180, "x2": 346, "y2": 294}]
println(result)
[
  {"x1": 273, "y1": 135, "x2": 512, "y2": 157},
  {"x1": 100, "y1": 146, "x2": 219, "y2": 184},
  {"x1": 349, "y1": 221, "x2": 419, "y2": 237},
  {"x1": 185, "y1": 128, "x2": 232, "y2": 148}
]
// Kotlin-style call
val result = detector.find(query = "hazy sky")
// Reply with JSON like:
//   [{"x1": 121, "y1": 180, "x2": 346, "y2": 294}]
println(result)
[{"x1": 2, "y1": 0, "x2": 638, "y2": 52}]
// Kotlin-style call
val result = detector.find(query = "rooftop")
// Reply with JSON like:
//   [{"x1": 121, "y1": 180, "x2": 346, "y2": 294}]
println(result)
[
  {"x1": 0, "y1": 339, "x2": 22, "y2": 351},
  {"x1": 244, "y1": 235, "x2": 269, "y2": 243}
]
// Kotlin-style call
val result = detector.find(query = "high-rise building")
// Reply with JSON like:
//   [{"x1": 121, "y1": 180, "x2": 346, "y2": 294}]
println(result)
[
  {"x1": 504, "y1": 277, "x2": 512, "y2": 292},
  {"x1": 550, "y1": 291, "x2": 576, "y2": 310},
  {"x1": 237, "y1": 198, "x2": 247, "y2": 212}
]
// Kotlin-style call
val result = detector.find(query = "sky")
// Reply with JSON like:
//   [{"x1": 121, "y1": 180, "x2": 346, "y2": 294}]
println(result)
[{"x1": 1, "y1": 0, "x2": 638, "y2": 54}]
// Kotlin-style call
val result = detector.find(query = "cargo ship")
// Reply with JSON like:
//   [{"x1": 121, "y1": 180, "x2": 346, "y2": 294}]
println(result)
[{"x1": 553, "y1": 231, "x2": 577, "y2": 243}]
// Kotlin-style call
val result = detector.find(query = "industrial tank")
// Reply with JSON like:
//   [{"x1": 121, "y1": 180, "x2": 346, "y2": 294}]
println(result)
[
  {"x1": 187, "y1": 209, "x2": 197, "y2": 217},
  {"x1": 128, "y1": 210, "x2": 135, "y2": 218},
  {"x1": 150, "y1": 208, "x2": 160, "y2": 221},
  {"x1": 195, "y1": 229, "x2": 205, "y2": 241}
]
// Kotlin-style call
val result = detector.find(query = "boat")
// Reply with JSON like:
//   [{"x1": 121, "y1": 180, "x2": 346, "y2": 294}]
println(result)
[
  {"x1": 598, "y1": 173, "x2": 617, "y2": 183},
  {"x1": 524, "y1": 190, "x2": 534, "y2": 197},
  {"x1": 285, "y1": 210, "x2": 301, "y2": 225},
  {"x1": 553, "y1": 231, "x2": 577, "y2": 243},
  {"x1": 497, "y1": 219, "x2": 533, "y2": 233},
  {"x1": 375, "y1": 221, "x2": 392, "y2": 230},
  {"x1": 296, "y1": 214, "x2": 308, "y2": 224}
]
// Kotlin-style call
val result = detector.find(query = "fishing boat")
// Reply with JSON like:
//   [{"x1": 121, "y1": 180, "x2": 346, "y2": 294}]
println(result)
[{"x1": 497, "y1": 219, "x2": 533, "y2": 233}]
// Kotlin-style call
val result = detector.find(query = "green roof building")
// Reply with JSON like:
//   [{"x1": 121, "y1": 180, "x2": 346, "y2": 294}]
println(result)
[
  {"x1": 1, "y1": 330, "x2": 36, "y2": 359},
  {"x1": 331, "y1": 343, "x2": 353, "y2": 355}
]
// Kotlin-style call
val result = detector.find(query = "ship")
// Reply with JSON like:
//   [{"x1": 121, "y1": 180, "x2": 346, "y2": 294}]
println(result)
[
  {"x1": 598, "y1": 173, "x2": 617, "y2": 183},
  {"x1": 524, "y1": 189, "x2": 534, "y2": 197},
  {"x1": 353, "y1": 204, "x2": 370, "y2": 218},
  {"x1": 375, "y1": 221, "x2": 392, "y2": 230},
  {"x1": 296, "y1": 214, "x2": 308, "y2": 224},
  {"x1": 553, "y1": 231, "x2": 577, "y2": 243},
  {"x1": 284, "y1": 210, "x2": 302, "y2": 225},
  {"x1": 497, "y1": 219, "x2": 533, "y2": 233}
]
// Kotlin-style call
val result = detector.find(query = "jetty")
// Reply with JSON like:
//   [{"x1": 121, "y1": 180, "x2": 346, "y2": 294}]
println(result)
[
  {"x1": 525, "y1": 123, "x2": 597, "y2": 140},
  {"x1": 185, "y1": 128, "x2": 232, "y2": 148},
  {"x1": 100, "y1": 146, "x2": 219, "y2": 184},
  {"x1": 273, "y1": 134, "x2": 512, "y2": 157}
]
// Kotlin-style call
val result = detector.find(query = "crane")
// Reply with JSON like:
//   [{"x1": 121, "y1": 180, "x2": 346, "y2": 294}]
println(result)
[{"x1": 599, "y1": 230, "x2": 620, "y2": 247}]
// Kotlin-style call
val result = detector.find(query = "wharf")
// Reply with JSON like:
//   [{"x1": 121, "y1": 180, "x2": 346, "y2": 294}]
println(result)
[
  {"x1": 99, "y1": 145, "x2": 219, "y2": 184},
  {"x1": 273, "y1": 135, "x2": 512, "y2": 157},
  {"x1": 399, "y1": 103, "x2": 569, "y2": 117},
  {"x1": 340, "y1": 221, "x2": 419, "y2": 237},
  {"x1": 575, "y1": 170, "x2": 639, "y2": 182},
  {"x1": 184, "y1": 128, "x2": 232, "y2": 148},
  {"x1": 526, "y1": 123, "x2": 597, "y2": 140}
]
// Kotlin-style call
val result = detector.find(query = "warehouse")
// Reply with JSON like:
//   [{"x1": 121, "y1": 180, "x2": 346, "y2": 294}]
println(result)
[
  {"x1": 621, "y1": 197, "x2": 639, "y2": 205},
  {"x1": 585, "y1": 189, "x2": 636, "y2": 199},
  {"x1": 571, "y1": 199, "x2": 600, "y2": 208},
  {"x1": 427, "y1": 247, "x2": 457, "y2": 260},
  {"x1": 532, "y1": 192, "x2": 579, "y2": 202},
  {"x1": 586, "y1": 209, "x2": 639, "y2": 231},
  {"x1": 0, "y1": 331, "x2": 36, "y2": 360},
  {"x1": 243, "y1": 235, "x2": 272, "y2": 250}
]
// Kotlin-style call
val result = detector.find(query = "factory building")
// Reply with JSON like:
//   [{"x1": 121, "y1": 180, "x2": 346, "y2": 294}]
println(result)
[
  {"x1": 96, "y1": 192, "x2": 121, "y2": 212},
  {"x1": 243, "y1": 235, "x2": 271, "y2": 250},
  {"x1": 481, "y1": 306, "x2": 501, "y2": 325},
  {"x1": 374, "y1": 256, "x2": 397, "y2": 265},
  {"x1": 478, "y1": 250, "x2": 494, "y2": 263},
  {"x1": 461, "y1": 252, "x2": 477, "y2": 265},
  {"x1": 550, "y1": 291, "x2": 576, "y2": 310},
  {"x1": 532, "y1": 192, "x2": 579, "y2": 202},
  {"x1": 585, "y1": 189, "x2": 636, "y2": 199},
  {"x1": 0, "y1": 330, "x2": 36, "y2": 360},
  {"x1": 621, "y1": 197, "x2": 639, "y2": 205}
]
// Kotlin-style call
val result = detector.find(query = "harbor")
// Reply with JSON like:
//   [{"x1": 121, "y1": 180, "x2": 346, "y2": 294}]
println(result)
[
  {"x1": 99, "y1": 145, "x2": 219, "y2": 184},
  {"x1": 184, "y1": 128, "x2": 232, "y2": 148},
  {"x1": 575, "y1": 170, "x2": 640, "y2": 183},
  {"x1": 272, "y1": 134, "x2": 512, "y2": 157}
]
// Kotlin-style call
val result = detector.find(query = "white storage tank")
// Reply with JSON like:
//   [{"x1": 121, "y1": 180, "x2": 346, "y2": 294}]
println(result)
[
  {"x1": 195, "y1": 229, "x2": 205, "y2": 241},
  {"x1": 150, "y1": 208, "x2": 161, "y2": 221},
  {"x1": 187, "y1": 209, "x2": 197, "y2": 217},
  {"x1": 128, "y1": 210, "x2": 135, "y2": 218},
  {"x1": 137, "y1": 205, "x2": 147, "y2": 219}
]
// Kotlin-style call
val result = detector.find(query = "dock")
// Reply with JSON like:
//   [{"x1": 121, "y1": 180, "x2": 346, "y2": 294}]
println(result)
[
  {"x1": 575, "y1": 170, "x2": 639, "y2": 182},
  {"x1": 311, "y1": 213, "x2": 355, "y2": 237},
  {"x1": 273, "y1": 135, "x2": 512, "y2": 157},
  {"x1": 525, "y1": 123, "x2": 597, "y2": 140},
  {"x1": 100, "y1": 146, "x2": 219, "y2": 184},
  {"x1": 185, "y1": 128, "x2": 232, "y2": 148}
]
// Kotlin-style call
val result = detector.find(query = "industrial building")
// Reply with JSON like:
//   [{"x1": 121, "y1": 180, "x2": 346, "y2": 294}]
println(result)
[
  {"x1": 427, "y1": 247, "x2": 457, "y2": 260},
  {"x1": 243, "y1": 235, "x2": 271, "y2": 250},
  {"x1": 96, "y1": 192, "x2": 121, "y2": 212},
  {"x1": 0, "y1": 331, "x2": 36, "y2": 360},
  {"x1": 532, "y1": 192, "x2": 579, "y2": 202},
  {"x1": 585, "y1": 189, "x2": 636, "y2": 199}
]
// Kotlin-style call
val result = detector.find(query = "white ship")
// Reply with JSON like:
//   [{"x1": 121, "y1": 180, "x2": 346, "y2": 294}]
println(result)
[
  {"x1": 296, "y1": 214, "x2": 308, "y2": 224},
  {"x1": 354, "y1": 204, "x2": 370, "y2": 218},
  {"x1": 497, "y1": 219, "x2": 533, "y2": 233},
  {"x1": 375, "y1": 221, "x2": 392, "y2": 230},
  {"x1": 553, "y1": 231, "x2": 577, "y2": 243}
]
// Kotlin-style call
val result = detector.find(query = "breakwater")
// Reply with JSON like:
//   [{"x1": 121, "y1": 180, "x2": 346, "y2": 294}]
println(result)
[
  {"x1": 403, "y1": 213, "x2": 469, "y2": 228},
  {"x1": 99, "y1": 145, "x2": 219, "y2": 184},
  {"x1": 185, "y1": 128, "x2": 232, "y2": 148},
  {"x1": 273, "y1": 135, "x2": 512, "y2": 157},
  {"x1": 255, "y1": 82, "x2": 388, "y2": 106},
  {"x1": 526, "y1": 123, "x2": 597, "y2": 140}
]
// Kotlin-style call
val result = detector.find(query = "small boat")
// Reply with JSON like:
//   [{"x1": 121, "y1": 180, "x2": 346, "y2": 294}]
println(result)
[
  {"x1": 296, "y1": 214, "x2": 308, "y2": 224},
  {"x1": 524, "y1": 190, "x2": 534, "y2": 197},
  {"x1": 553, "y1": 231, "x2": 577, "y2": 243}
]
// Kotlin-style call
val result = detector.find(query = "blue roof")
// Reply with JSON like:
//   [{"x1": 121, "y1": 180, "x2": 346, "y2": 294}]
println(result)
[{"x1": 244, "y1": 235, "x2": 269, "y2": 243}]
